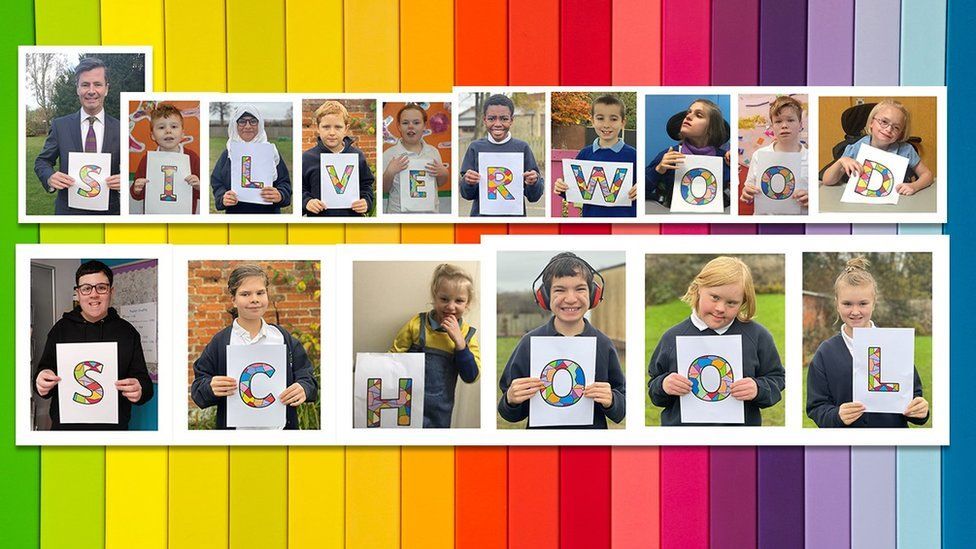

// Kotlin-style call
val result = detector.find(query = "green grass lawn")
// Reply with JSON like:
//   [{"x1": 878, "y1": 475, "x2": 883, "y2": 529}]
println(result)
[
  {"x1": 208, "y1": 136, "x2": 293, "y2": 214},
  {"x1": 644, "y1": 294, "x2": 786, "y2": 426},
  {"x1": 495, "y1": 335, "x2": 626, "y2": 430},
  {"x1": 25, "y1": 135, "x2": 55, "y2": 215},
  {"x1": 801, "y1": 335, "x2": 932, "y2": 428}
]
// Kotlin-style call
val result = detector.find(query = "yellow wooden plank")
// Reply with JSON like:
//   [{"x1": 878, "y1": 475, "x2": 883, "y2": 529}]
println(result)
[
  {"x1": 229, "y1": 448, "x2": 288, "y2": 548},
  {"x1": 400, "y1": 224, "x2": 454, "y2": 244},
  {"x1": 343, "y1": 0, "x2": 399, "y2": 91},
  {"x1": 227, "y1": 0, "x2": 286, "y2": 91},
  {"x1": 100, "y1": 0, "x2": 166, "y2": 89},
  {"x1": 40, "y1": 447, "x2": 105, "y2": 549},
  {"x1": 169, "y1": 448, "x2": 229, "y2": 549},
  {"x1": 105, "y1": 448, "x2": 167, "y2": 549},
  {"x1": 285, "y1": 0, "x2": 343, "y2": 91},
  {"x1": 401, "y1": 448, "x2": 454, "y2": 549},
  {"x1": 400, "y1": 0, "x2": 453, "y2": 92},
  {"x1": 228, "y1": 224, "x2": 289, "y2": 244},
  {"x1": 164, "y1": 0, "x2": 227, "y2": 92},
  {"x1": 345, "y1": 447, "x2": 400, "y2": 549},
  {"x1": 288, "y1": 448, "x2": 345, "y2": 547},
  {"x1": 168, "y1": 224, "x2": 229, "y2": 244},
  {"x1": 103, "y1": 224, "x2": 168, "y2": 243},
  {"x1": 286, "y1": 224, "x2": 346, "y2": 244},
  {"x1": 345, "y1": 224, "x2": 401, "y2": 244}
]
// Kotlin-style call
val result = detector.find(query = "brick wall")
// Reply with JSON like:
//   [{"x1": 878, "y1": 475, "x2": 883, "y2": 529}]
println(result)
[
  {"x1": 301, "y1": 99, "x2": 377, "y2": 171},
  {"x1": 186, "y1": 260, "x2": 320, "y2": 405}
]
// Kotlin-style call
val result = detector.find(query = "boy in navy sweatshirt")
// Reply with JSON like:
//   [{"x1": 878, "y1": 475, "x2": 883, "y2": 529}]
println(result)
[
  {"x1": 459, "y1": 94, "x2": 544, "y2": 216},
  {"x1": 498, "y1": 252, "x2": 625, "y2": 429},
  {"x1": 553, "y1": 94, "x2": 638, "y2": 217},
  {"x1": 302, "y1": 100, "x2": 375, "y2": 217}
]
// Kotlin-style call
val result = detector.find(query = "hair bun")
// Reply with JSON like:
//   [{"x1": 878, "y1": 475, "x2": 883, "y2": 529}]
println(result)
[{"x1": 844, "y1": 256, "x2": 871, "y2": 273}]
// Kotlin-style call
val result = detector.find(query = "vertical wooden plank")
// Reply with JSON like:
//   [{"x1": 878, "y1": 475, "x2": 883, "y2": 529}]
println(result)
[
  {"x1": 660, "y1": 448, "x2": 708, "y2": 549},
  {"x1": 400, "y1": 224, "x2": 455, "y2": 244},
  {"x1": 345, "y1": 224, "x2": 401, "y2": 243},
  {"x1": 509, "y1": 448, "x2": 559, "y2": 549},
  {"x1": 900, "y1": 0, "x2": 946, "y2": 85},
  {"x1": 105, "y1": 449, "x2": 168, "y2": 549},
  {"x1": 228, "y1": 225, "x2": 289, "y2": 244},
  {"x1": 169, "y1": 448, "x2": 230, "y2": 549},
  {"x1": 34, "y1": 0, "x2": 100, "y2": 44},
  {"x1": 561, "y1": 0, "x2": 612, "y2": 85},
  {"x1": 229, "y1": 448, "x2": 287, "y2": 548},
  {"x1": 759, "y1": 0, "x2": 807, "y2": 85},
  {"x1": 561, "y1": 448, "x2": 611, "y2": 549},
  {"x1": 804, "y1": 447, "x2": 851, "y2": 549},
  {"x1": 711, "y1": 0, "x2": 759, "y2": 85},
  {"x1": 288, "y1": 448, "x2": 344, "y2": 548},
  {"x1": 455, "y1": 0, "x2": 508, "y2": 85},
  {"x1": 100, "y1": 0, "x2": 166, "y2": 89},
  {"x1": 401, "y1": 0, "x2": 453, "y2": 92},
  {"x1": 508, "y1": 224, "x2": 560, "y2": 235},
  {"x1": 710, "y1": 448, "x2": 756, "y2": 549},
  {"x1": 227, "y1": 0, "x2": 286, "y2": 91},
  {"x1": 285, "y1": 0, "x2": 343, "y2": 91},
  {"x1": 611, "y1": 447, "x2": 660, "y2": 549},
  {"x1": 286, "y1": 225, "x2": 346, "y2": 244},
  {"x1": 851, "y1": 447, "x2": 897, "y2": 549},
  {"x1": 610, "y1": 224, "x2": 661, "y2": 235},
  {"x1": 509, "y1": 0, "x2": 559, "y2": 85},
  {"x1": 346, "y1": 447, "x2": 401, "y2": 549},
  {"x1": 164, "y1": 0, "x2": 227, "y2": 92},
  {"x1": 402, "y1": 448, "x2": 454, "y2": 549},
  {"x1": 2, "y1": 3, "x2": 39, "y2": 546},
  {"x1": 103, "y1": 224, "x2": 168, "y2": 243},
  {"x1": 853, "y1": 0, "x2": 901, "y2": 85},
  {"x1": 344, "y1": 0, "x2": 399, "y2": 91},
  {"x1": 612, "y1": 0, "x2": 662, "y2": 85},
  {"x1": 661, "y1": 0, "x2": 710, "y2": 85},
  {"x1": 807, "y1": 0, "x2": 854, "y2": 85},
  {"x1": 456, "y1": 448, "x2": 507, "y2": 548},
  {"x1": 455, "y1": 224, "x2": 507, "y2": 243},
  {"x1": 757, "y1": 448, "x2": 804, "y2": 549}
]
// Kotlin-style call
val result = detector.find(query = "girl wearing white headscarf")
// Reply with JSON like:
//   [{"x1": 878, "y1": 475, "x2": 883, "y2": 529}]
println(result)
[{"x1": 211, "y1": 103, "x2": 292, "y2": 214}]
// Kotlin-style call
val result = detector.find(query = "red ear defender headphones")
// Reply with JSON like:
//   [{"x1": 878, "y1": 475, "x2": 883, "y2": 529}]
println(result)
[{"x1": 532, "y1": 252, "x2": 605, "y2": 311}]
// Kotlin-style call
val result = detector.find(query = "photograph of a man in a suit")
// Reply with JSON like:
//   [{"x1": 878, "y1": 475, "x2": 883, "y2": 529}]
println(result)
[{"x1": 34, "y1": 57, "x2": 122, "y2": 215}]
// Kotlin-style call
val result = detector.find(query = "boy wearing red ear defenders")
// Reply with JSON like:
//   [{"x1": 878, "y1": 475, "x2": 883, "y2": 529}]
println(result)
[{"x1": 498, "y1": 252, "x2": 626, "y2": 428}]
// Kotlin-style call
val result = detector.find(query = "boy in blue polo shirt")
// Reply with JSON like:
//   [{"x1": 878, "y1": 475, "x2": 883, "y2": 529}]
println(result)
[{"x1": 554, "y1": 94, "x2": 638, "y2": 217}]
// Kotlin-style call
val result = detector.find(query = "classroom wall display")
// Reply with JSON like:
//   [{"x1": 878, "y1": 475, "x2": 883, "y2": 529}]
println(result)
[
  {"x1": 479, "y1": 152, "x2": 525, "y2": 215},
  {"x1": 852, "y1": 328, "x2": 915, "y2": 414},
  {"x1": 353, "y1": 353, "x2": 425, "y2": 429},
  {"x1": 528, "y1": 336, "x2": 597, "y2": 427},
  {"x1": 56, "y1": 342, "x2": 119, "y2": 424},
  {"x1": 562, "y1": 159, "x2": 634, "y2": 207},
  {"x1": 677, "y1": 335, "x2": 745, "y2": 424}
]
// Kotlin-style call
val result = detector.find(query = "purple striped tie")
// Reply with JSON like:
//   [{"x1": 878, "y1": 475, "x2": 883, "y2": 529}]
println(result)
[{"x1": 84, "y1": 116, "x2": 97, "y2": 153}]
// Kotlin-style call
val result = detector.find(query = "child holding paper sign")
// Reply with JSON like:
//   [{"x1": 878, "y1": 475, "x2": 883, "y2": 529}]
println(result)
[
  {"x1": 382, "y1": 103, "x2": 449, "y2": 213},
  {"x1": 806, "y1": 257, "x2": 929, "y2": 428},
  {"x1": 647, "y1": 257, "x2": 784, "y2": 426},
  {"x1": 739, "y1": 96, "x2": 809, "y2": 213},
  {"x1": 646, "y1": 98, "x2": 731, "y2": 210},
  {"x1": 821, "y1": 99, "x2": 933, "y2": 195},
  {"x1": 302, "y1": 100, "x2": 375, "y2": 217},
  {"x1": 389, "y1": 264, "x2": 480, "y2": 427},
  {"x1": 211, "y1": 104, "x2": 292, "y2": 214},
  {"x1": 191, "y1": 265, "x2": 318, "y2": 430},
  {"x1": 459, "y1": 94, "x2": 544, "y2": 216},
  {"x1": 130, "y1": 103, "x2": 201, "y2": 214},
  {"x1": 33, "y1": 261, "x2": 153, "y2": 430},
  {"x1": 553, "y1": 94, "x2": 638, "y2": 217},
  {"x1": 498, "y1": 253, "x2": 625, "y2": 429}
]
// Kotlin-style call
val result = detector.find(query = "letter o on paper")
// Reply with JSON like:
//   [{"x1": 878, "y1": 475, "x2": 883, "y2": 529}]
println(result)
[{"x1": 540, "y1": 359, "x2": 586, "y2": 407}]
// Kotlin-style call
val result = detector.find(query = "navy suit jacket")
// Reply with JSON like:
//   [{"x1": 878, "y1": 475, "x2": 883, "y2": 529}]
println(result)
[{"x1": 33, "y1": 111, "x2": 122, "y2": 215}]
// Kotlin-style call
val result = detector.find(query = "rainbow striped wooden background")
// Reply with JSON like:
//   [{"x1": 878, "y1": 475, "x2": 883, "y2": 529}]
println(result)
[{"x1": 2, "y1": 0, "x2": 971, "y2": 547}]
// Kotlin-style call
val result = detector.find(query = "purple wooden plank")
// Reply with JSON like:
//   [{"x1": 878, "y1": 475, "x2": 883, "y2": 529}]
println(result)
[
  {"x1": 759, "y1": 0, "x2": 808, "y2": 85},
  {"x1": 851, "y1": 224, "x2": 898, "y2": 235},
  {"x1": 807, "y1": 0, "x2": 854, "y2": 85},
  {"x1": 711, "y1": 0, "x2": 759, "y2": 84},
  {"x1": 805, "y1": 224, "x2": 852, "y2": 234},
  {"x1": 853, "y1": 0, "x2": 901, "y2": 84},
  {"x1": 851, "y1": 447, "x2": 897, "y2": 549},
  {"x1": 804, "y1": 447, "x2": 851, "y2": 548},
  {"x1": 758, "y1": 448, "x2": 804, "y2": 549},
  {"x1": 710, "y1": 224, "x2": 758, "y2": 234},
  {"x1": 758, "y1": 224, "x2": 805, "y2": 234},
  {"x1": 710, "y1": 447, "x2": 757, "y2": 549}
]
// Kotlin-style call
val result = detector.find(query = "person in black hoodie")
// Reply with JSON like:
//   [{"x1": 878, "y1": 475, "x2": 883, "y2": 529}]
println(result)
[
  {"x1": 191, "y1": 264, "x2": 318, "y2": 429},
  {"x1": 302, "y1": 100, "x2": 375, "y2": 217},
  {"x1": 33, "y1": 260, "x2": 154, "y2": 430}
]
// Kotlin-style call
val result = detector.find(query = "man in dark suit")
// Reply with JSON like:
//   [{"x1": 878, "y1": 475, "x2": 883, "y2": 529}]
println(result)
[{"x1": 34, "y1": 57, "x2": 122, "y2": 215}]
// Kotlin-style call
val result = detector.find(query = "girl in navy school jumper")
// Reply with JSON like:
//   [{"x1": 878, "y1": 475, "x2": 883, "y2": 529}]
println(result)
[
  {"x1": 302, "y1": 100, "x2": 375, "y2": 217},
  {"x1": 191, "y1": 264, "x2": 318, "y2": 430},
  {"x1": 211, "y1": 104, "x2": 292, "y2": 214},
  {"x1": 806, "y1": 257, "x2": 929, "y2": 428},
  {"x1": 646, "y1": 98, "x2": 732, "y2": 210},
  {"x1": 553, "y1": 94, "x2": 638, "y2": 218},
  {"x1": 647, "y1": 257, "x2": 785, "y2": 426},
  {"x1": 389, "y1": 264, "x2": 480, "y2": 428}
]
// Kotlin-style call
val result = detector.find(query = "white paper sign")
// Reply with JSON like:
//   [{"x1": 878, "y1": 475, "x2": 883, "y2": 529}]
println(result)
[
  {"x1": 852, "y1": 327, "x2": 915, "y2": 414},
  {"x1": 677, "y1": 335, "x2": 744, "y2": 424},
  {"x1": 319, "y1": 152, "x2": 361, "y2": 209},
  {"x1": 478, "y1": 152, "x2": 524, "y2": 215},
  {"x1": 399, "y1": 158, "x2": 438, "y2": 212},
  {"x1": 561, "y1": 159, "x2": 634, "y2": 207},
  {"x1": 528, "y1": 336, "x2": 597, "y2": 427},
  {"x1": 145, "y1": 151, "x2": 193, "y2": 214},
  {"x1": 354, "y1": 353, "x2": 425, "y2": 428},
  {"x1": 226, "y1": 344, "x2": 287, "y2": 428},
  {"x1": 840, "y1": 144, "x2": 909, "y2": 206},
  {"x1": 670, "y1": 154, "x2": 725, "y2": 213},
  {"x1": 56, "y1": 342, "x2": 119, "y2": 424},
  {"x1": 118, "y1": 303, "x2": 157, "y2": 364},
  {"x1": 67, "y1": 152, "x2": 112, "y2": 211},
  {"x1": 752, "y1": 151, "x2": 805, "y2": 215},
  {"x1": 229, "y1": 142, "x2": 276, "y2": 205}
]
